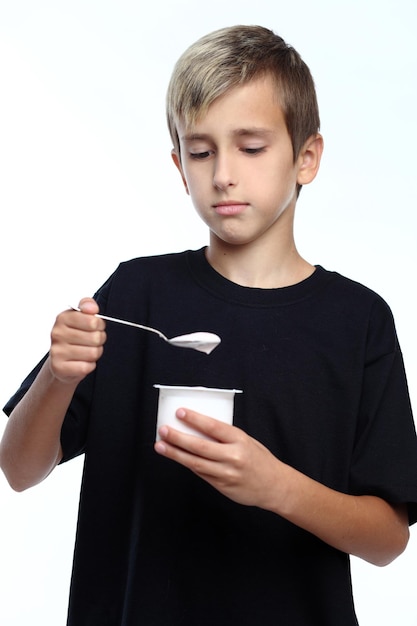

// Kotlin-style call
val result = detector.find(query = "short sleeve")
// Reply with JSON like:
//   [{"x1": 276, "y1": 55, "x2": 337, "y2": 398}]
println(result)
[
  {"x1": 349, "y1": 299, "x2": 417, "y2": 525},
  {"x1": 2, "y1": 353, "x2": 94, "y2": 463},
  {"x1": 3, "y1": 355, "x2": 48, "y2": 417}
]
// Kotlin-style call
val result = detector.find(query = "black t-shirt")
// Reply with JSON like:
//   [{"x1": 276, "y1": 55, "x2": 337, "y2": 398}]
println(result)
[{"x1": 4, "y1": 248, "x2": 417, "y2": 625}]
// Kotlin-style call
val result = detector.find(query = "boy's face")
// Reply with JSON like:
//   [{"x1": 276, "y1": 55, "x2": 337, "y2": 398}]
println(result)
[{"x1": 172, "y1": 75, "x2": 321, "y2": 249}]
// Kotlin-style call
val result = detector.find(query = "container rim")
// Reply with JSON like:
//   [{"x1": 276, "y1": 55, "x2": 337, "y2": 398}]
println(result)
[{"x1": 153, "y1": 384, "x2": 242, "y2": 394}]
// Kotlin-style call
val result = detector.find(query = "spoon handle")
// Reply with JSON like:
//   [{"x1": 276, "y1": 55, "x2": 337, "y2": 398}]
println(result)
[{"x1": 69, "y1": 306, "x2": 166, "y2": 340}]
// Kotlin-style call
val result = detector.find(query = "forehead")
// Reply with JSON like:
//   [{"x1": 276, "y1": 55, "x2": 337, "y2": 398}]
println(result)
[{"x1": 177, "y1": 75, "x2": 285, "y2": 138}]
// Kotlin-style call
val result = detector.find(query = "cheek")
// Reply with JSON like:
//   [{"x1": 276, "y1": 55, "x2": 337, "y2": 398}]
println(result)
[
  {"x1": 183, "y1": 181, "x2": 206, "y2": 214},
  {"x1": 183, "y1": 170, "x2": 209, "y2": 201},
  {"x1": 265, "y1": 162, "x2": 298, "y2": 192}
]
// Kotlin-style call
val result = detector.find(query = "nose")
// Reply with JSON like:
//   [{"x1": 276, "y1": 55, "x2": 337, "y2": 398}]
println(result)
[{"x1": 212, "y1": 153, "x2": 236, "y2": 190}]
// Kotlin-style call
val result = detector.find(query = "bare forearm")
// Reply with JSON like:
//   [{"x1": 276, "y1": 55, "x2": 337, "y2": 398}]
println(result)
[
  {"x1": 0, "y1": 358, "x2": 77, "y2": 491},
  {"x1": 269, "y1": 461, "x2": 409, "y2": 566}
]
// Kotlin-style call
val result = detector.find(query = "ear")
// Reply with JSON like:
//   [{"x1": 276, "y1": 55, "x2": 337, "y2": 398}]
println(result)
[
  {"x1": 171, "y1": 150, "x2": 189, "y2": 195},
  {"x1": 296, "y1": 133, "x2": 324, "y2": 186}
]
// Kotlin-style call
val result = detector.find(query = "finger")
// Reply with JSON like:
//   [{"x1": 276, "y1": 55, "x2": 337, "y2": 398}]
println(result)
[
  {"x1": 49, "y1": 336, "x2": 105, "y2": 379},
  {"x1": 156, "y1": 424, "x2": 224, "y2": 460},
  {"x1": 51, "y1": 342, "x2": 105, "y2": 363},
  {"x1": 50, "y1": 354, "x2": 101, "y2": 382},
  {"x1": 175, "y1": 408, "x2": 238, "y2": 444},
  {"x1": 58, "y1": 309, "x2": 106, "y2": 333},
  {"x1": 52, "y1": 319, "x2": 106, "y2": 346},
  {"x1": 154, "y1": 433, "x2": 225, "y2": 479},
  {"x1": 78, "y1": 298, "x2": 100, "y2": 315}
]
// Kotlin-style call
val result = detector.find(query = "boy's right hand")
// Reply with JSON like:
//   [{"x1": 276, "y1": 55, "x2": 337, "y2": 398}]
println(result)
[{"x1": 49, "y1": 297, "x2": 107, "y2": 385}]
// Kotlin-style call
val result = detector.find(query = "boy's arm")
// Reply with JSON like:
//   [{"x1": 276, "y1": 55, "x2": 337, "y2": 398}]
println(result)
[
  {"x1": 0, "y1": 299, "x2": 106, "y2": 492},
  {"x1": 155, "y1": 409, "x2": 410, "y2": 567}
]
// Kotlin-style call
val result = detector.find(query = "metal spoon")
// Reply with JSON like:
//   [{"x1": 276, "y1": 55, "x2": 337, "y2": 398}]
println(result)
[{"x1": 70, "y1": 306, "x2": 221, "y2": 355}]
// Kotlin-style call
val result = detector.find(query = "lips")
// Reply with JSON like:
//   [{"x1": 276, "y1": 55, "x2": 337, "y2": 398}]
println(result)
[{"x1": 212, "y1": 201, "x2": 248, "y2": 216}]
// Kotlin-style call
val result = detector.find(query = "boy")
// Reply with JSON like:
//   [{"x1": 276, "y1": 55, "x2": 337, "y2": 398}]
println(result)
[{"x1": 1, "y1": 25, "x2": 417, "y2": 626}]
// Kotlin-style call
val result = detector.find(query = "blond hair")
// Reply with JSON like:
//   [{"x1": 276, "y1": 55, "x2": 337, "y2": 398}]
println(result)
[{"x1": 166, "y1": 25, "x2": 320, "y2": 163}]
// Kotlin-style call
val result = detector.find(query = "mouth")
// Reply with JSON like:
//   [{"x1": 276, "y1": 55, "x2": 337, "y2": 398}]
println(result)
[{"x1": 212, "y1": 201, "x2": 249, "y2": 216}]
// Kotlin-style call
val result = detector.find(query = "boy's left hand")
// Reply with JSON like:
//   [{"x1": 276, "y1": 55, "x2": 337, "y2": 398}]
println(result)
[{"x1": 154, "y1": 408, "x2": 280, "y2": 509}]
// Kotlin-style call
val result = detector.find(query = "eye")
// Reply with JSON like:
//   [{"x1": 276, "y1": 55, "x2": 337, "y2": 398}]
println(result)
[
  {"x1": 242, "y1": 146, "x2": 266, "y2": 155},
  {"x1": 189, "y1": 150, "x2": 212, "y2": 160}
]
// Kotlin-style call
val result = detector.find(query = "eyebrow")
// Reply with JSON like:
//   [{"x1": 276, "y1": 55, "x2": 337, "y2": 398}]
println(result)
[{"x1": 181, "y1": 128, "x2": 275, "y2": 141}]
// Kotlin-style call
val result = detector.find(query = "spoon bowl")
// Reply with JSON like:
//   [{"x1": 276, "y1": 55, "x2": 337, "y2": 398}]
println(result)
[{"x1": 70, "y1": 306, "x2": 221, "y2": 355}]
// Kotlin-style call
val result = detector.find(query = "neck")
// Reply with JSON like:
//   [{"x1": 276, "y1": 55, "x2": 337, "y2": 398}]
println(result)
[{"x1": 206, "y1": 236, "x2": 314, "y2": 289}]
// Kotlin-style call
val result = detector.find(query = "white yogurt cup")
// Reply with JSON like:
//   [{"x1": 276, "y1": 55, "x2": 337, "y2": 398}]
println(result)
[{"x1": 154, "y1": 384, "x2": 242, "y2": 441}]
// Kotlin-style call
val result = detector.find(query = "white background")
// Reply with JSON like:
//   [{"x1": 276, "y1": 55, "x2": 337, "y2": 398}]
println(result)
[{"x1": 1, "y1": 1, "x2": 416, "y2": 624}]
